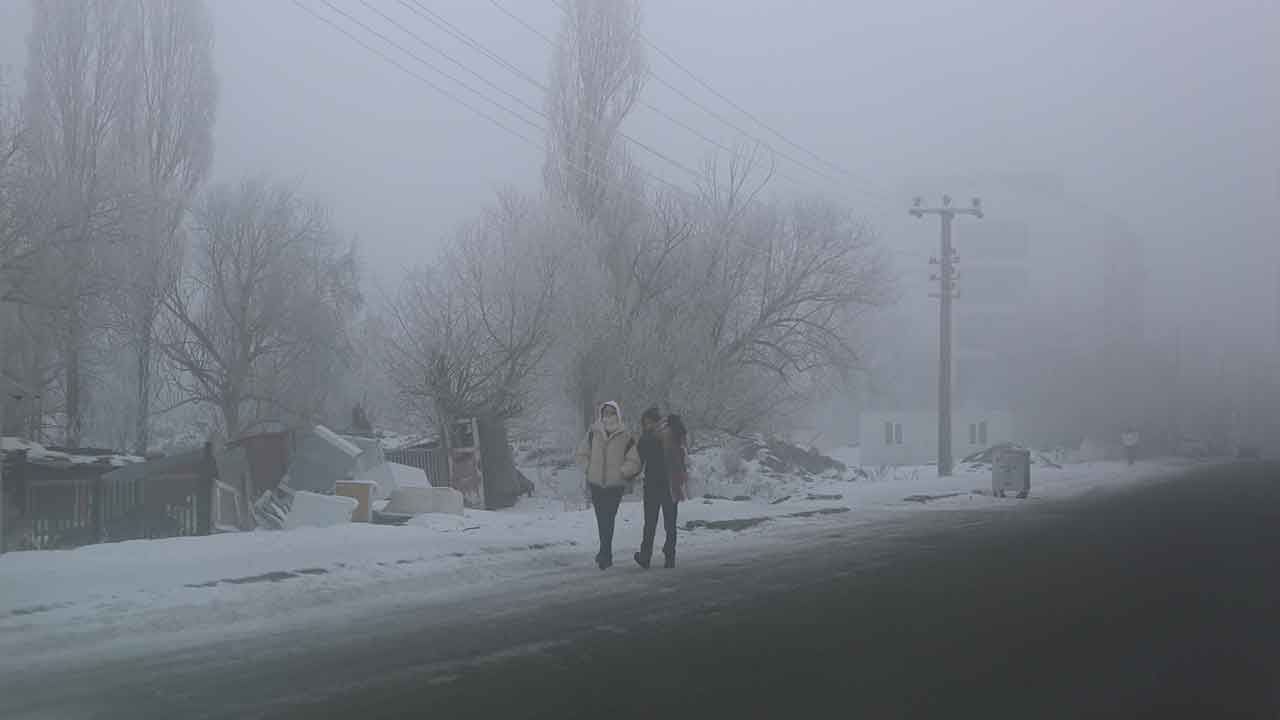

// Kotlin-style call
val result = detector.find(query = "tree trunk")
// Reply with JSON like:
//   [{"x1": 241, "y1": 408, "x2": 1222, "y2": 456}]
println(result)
[
  {"x1": 133, "y1": 315, "x2": 153, "y2": 456},
  {"x1": 64, "y1": 303, "x2": 82, "y2": 449},
  {"x1": 478, "y1": 415, "x2": 526, "y2": 510},
  {"x1": 222, "y1": 399, "x2": 241, "y2": 444}
]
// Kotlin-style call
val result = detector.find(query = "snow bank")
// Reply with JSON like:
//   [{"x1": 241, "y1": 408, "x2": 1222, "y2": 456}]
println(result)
[
  {"x1": 0, "y1": 446, "x2": 1190, "y2": 673},
  {"x1": 282, "y1": 491, "x2": 358, "y2": 529}
]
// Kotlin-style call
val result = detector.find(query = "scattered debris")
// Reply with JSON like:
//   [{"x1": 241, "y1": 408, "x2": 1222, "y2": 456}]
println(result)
[
  {"x1": 685, "y1": 517, "x2": 771, "y2": 532},
  {"x1": 902, "y1": 492, "x2": 966, "y2": 504},
  {"x1": 769, "y1": 495, "x2": 792, "y2": 505},
  {"x1": 685, "y1": 505, "x2": 853, "y2": 531},
  {"x1": 282, "y1": 491, "x2": 358, "y2": 530},
  {"x1": 737, "y1": 437, "x2": 847, "y2": 478},
  {"x1": 963, "y1": 443, "x2": 1062, "y2": 470},
  {"x1": 805, "y1": 493, "x2": 843, "y2": 501},
  {"x1": 786, "y1": 507, "x2": 851, "y2": 518},
  {"x1": 961, "y1": 444, "x2": 1020, "y2": 465},
  {"x1": 704, "y1": 494, "x2": 753, "y2": 502},
  {"x1": 1036, "y1": 453, "x2": 1063, "y2": 469}
]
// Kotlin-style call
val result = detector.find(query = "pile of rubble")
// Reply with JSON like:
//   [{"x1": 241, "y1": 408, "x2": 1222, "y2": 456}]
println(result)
[
  {"x1": 229, "y1": 425, "x2": 464, "y2": 532},
  {"x1": 736, "y1": 437, "x2": 848, "y2": 478}
]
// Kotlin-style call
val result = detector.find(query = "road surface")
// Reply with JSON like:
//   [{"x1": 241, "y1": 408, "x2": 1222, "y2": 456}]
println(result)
[{"x1": 3, "y1": 461, "x2": 1277, "y2": 719}]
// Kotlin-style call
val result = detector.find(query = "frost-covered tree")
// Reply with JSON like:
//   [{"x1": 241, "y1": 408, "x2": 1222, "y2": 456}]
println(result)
[
  {"x1": 109, "y1": 0, "x2": 218, "y2": 454},
  {"x1": 160, "y1": 179, "x2": 360, "y2": 440},
  {"x1": 23, "y1": 0, "x2": 135, "y2": 447},
  {"x1": 544, "y1": 0, "x2": 649, "y2": 430}
]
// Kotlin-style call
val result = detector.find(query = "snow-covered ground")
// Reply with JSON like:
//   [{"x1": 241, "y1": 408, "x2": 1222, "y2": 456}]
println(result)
[{"x1": 0, "y1": 450, "x2": 1199, "y2": 672}]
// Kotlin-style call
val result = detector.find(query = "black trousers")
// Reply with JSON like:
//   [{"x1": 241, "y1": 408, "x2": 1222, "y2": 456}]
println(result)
[
  {"x1": 640, "y1": 487, "x2": 678, "y2": 559},
  {"x1": 589, "y1": 484, "x2": 624, "y2": 560}
]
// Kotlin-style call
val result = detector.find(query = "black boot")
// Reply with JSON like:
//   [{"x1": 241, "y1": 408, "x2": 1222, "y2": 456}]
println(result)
[
  {"x1": 663, "y1": 552, "x2": 675, "y2": 569},
  {"x1": 634, "y1": 551, "x2": 651, "y2": 569},
  {"x1": 596, "y1": 552, "x2": 612, "y2": 570}
]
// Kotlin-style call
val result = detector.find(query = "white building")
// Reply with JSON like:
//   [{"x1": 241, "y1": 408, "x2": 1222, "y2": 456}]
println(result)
[{"x1": 858, "y1": 410, "x2": 1013, "y2": 467}]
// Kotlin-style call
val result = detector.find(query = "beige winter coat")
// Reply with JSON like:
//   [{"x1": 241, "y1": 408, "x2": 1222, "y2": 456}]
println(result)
[{"x1": 576, "y1": 422, "x2": 641, "y2": 489}]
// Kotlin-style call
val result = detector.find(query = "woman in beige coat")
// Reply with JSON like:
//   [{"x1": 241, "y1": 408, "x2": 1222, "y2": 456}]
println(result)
[{"x1": 576, "y1": 401, "x2": 641, "y2": 569}]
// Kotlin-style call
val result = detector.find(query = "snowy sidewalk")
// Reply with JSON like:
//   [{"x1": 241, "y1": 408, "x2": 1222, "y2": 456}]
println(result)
[{"x1": 0, "y1": 458, "x2": 1190, "y2": 670}]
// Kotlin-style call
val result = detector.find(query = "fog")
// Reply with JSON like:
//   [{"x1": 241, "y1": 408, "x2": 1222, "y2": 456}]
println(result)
[{"x1": 0, "y1": 0, "x2": 1277, "y2": 457}]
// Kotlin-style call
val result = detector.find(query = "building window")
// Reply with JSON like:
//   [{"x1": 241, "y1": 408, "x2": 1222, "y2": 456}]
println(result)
[
  {"x1": 969, "y1": 423, "x2": 977, "y2": 445},
  {"x1": 894, "y1": 423, "x2": 903, "y2": 445},
  {"x1": 979, "y1": 421, "x2": 988, "y2": 445},
  {"x1": 884, "y1": 421, "x2": 893, "y2": 446}
]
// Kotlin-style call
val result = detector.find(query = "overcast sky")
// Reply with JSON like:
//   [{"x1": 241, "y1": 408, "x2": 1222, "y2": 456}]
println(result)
[{"x1": 2, "y1": 0, "x2": 1277, "y2": 339}]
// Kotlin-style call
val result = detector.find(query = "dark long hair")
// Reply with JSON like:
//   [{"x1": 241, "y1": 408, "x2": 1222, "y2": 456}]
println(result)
[{"x1": 665, "y1": 414, "x2": 688, "y2": 447}]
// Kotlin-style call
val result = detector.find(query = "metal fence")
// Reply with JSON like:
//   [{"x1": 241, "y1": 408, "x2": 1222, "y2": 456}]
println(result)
[{"x1": 383, "y1": 447, "x2": 450, "y2": 487}]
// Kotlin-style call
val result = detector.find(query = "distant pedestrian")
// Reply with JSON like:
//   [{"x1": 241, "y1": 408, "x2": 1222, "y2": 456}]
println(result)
[
  {"x1": 1122, "y1": 428, "x2": 1140, "y2": 466},
  {"x1": 576, "y1": 401, "x2": 640, "y2": 570},
  {"x1": 634, "y1": 410, "x2": 690, "y2": 569}
]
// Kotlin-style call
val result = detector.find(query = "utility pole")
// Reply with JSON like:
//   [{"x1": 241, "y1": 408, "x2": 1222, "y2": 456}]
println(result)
[{"x1": 911, "y1": 194, "x2": 983, "y2": 476}]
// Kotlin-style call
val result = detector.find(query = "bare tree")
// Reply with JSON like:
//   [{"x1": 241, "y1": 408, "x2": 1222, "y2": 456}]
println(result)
[
  {"x1": 110, "y1": 0, "x2": 218, "y2": 454},
  {"x1": 160, "y1": 179, "x2": 359, "y2": 440},
  {"x1": 387, "y1": 193, "x2": 560, "y2": 429},
  {"x1": 0, "y1": 79, "x2": 61, "y2": 439},
  {"x1": 671, "y1": 191, "x2": 890, "y2": 433},
  {"x1": 23, "y1": 0, "x2": 134, "y2": 447},
  {"x1": 0, "y1": 72, "x2": 37, "y2": 303},
  {"x1": 386, "y1": 193, "x2": 560, "y2": 506}
]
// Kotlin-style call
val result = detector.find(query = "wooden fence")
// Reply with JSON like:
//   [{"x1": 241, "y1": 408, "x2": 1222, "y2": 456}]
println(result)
[{"x1": 14, "y1": 462, "x2": 212, "y2": 550}]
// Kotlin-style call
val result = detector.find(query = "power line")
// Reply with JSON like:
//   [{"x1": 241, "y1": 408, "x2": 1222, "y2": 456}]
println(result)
[
  {"x1": 316, "y1": 0, "x2": 542, "y2": 133},
  {"x1": 642, "y1": 34, "x2": 891, "y2": 199},
  {"x1": 545, "y1": 0, "x2": 840, "y2": 185},
  {"x1": 407, "y1": 0, "x2": 549, "y2": 93},
  {"x1": 488, "y1": 0, "x2": 556, "y2": 46},
  {"x1": 358, "y1": 0, "x2": 546, "y2": 122},
  {"x1": 375, "y1": 1, "x2": 702, "y2": 183},
  {"x1": 485, "y1": 0, "x2": 818, "y2": 192},
  {"x1": 537, "y1": 0, "x2": 893, "y2": 202},
  {"x1": 292, "y1": 0, "x2": 540, "y2": 146},
  {"x1": 292, "y1": 1, "x2": 690, "y2": 205}
]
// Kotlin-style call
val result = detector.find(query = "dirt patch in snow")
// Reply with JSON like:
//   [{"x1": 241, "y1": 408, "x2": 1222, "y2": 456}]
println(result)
[
  {"x1": 685, "y1": 506, "x2": 852, "y2": 532},
  {"x1": 786, "y1": 507, "x2": 851, "y2": 518},
  {"x1": 185, "y1": 567, "x2": 331, "y2": 589}
]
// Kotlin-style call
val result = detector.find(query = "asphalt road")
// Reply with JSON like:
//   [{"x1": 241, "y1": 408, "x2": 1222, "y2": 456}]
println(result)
[{"x1": 5, "y1": 462, "x2": 1279, "y2": 719}]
